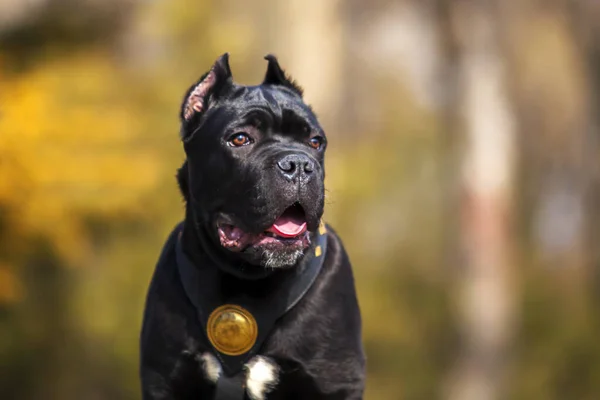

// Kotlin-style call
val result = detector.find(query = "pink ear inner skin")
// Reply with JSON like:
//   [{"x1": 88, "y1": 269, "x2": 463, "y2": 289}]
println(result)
[{"x1": 183, "y1": 68, "x2": 217, "y2": 121}]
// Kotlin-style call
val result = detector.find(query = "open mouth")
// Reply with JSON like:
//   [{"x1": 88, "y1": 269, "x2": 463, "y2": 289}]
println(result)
[{"x1": 217, "y1": 203, "x2": 309, "y2": 251}]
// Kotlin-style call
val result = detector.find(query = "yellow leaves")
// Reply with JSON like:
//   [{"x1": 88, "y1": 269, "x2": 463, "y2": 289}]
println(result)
[
  {"x1": 0, "y1": 51, "x2": 161, "y2": 267},
  {"x1": 0, "y1": 264, "x2": 23, "y2": 304}
]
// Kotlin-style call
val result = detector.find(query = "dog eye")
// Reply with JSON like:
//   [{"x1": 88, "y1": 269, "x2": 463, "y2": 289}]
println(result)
[
  {"x1": 308, "y1": 136, "x2": 323, "y2": 150},
  {"x1": 228, "y1": 133, "x2": 252, "y2": 147}
]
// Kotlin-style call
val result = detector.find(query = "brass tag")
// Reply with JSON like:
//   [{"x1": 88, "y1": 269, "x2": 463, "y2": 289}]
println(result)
[
  {"x1": 319, "y1": 220, "x2": 327, "y2": 235},
  {"x1": 315, "y1": 245, "x2": 322, "y2": 257},
  {"x1": 206, "y1": 304, "x2": 258, "y2": 356}
]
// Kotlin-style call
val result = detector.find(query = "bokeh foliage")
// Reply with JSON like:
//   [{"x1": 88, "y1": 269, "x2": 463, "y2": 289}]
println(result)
[{"x1": 2, "y1": 1, "x2": 600, "y2": 399}]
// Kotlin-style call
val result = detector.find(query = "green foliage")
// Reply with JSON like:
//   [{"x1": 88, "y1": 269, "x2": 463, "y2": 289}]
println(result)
[{"x1": 1, "y1": 1, "x2": 600, "y2": 399}]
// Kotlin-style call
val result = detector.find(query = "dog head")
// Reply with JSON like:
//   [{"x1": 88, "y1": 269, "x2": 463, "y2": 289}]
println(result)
[{"x1": 178, "y1": 53, "x2": 326, "y2": 271}]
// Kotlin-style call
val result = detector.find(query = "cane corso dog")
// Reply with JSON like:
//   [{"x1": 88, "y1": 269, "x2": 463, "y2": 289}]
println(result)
[{"x1": 140, "y1": 53, "x2": 365, "y2": 400}]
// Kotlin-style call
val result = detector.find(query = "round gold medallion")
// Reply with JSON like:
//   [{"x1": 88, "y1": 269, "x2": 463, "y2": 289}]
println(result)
[{"x1": 206, "y1": 304, "x2": 258, "y2": 356}]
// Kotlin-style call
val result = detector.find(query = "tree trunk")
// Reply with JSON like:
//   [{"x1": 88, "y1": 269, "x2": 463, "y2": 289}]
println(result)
[
  {"x1": 271, "y1": 0, "x2": 345, "y2": 129},
  {"x1": 440, "y1": 2, "x2": 516, "y2": 399}
]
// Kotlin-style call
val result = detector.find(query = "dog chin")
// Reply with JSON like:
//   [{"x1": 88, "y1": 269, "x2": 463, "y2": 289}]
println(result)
[
  {"x1": 229, "y1": 238, "x2": 308, "y2": 269},
  {"x1": 256, "y1": 245, "x2": 305, "y2": 269}
]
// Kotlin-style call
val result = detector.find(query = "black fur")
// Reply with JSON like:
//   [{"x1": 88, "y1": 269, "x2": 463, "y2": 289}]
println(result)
[
  {"x1": 262, "y1": 54, "x2": 304, "y2": 96},
  {"x1": 140, "y1": 54, "x2": 365, "y2": 399}
]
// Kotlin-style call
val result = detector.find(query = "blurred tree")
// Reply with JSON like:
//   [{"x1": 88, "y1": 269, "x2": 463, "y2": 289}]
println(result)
[
  {"x1": 269, "y1": 0, "x2": 345, "y2": 128},
  {"x1": 569, "y1": 0, "x2": 600, "y2": 294},
  {"x1": 0, "y1": 2, "x2": 164, "y2": 398},
  {"x1": 434, "y1": 2, "x2": 516, "y2": 399}
]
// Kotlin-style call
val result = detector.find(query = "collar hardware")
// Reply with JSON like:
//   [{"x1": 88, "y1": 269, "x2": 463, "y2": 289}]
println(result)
[{"x1": 207, "y1": 304, "x2": 258, "y2": 356}]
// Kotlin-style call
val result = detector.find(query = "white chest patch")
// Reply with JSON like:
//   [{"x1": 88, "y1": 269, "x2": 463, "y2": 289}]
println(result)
[
  {"x1": 245, "y1": 356, "x2": 280, "y2": 400},
  {"x1": 199, "y1": 353, "x2": 279, "y2": 399},
  {"x1": 199, "y1": 352, "x2": 222, "y2": 383}
]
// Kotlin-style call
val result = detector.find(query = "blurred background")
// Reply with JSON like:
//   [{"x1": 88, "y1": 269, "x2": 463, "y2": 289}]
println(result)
[{"x1": 2, "y1": 0, "x2": 600, "y2": 399}]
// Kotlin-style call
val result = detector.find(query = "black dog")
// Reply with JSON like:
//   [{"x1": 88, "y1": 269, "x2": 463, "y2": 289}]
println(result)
[{"x1": 140, "y1": 54, "x2": 365, "y2": 400}]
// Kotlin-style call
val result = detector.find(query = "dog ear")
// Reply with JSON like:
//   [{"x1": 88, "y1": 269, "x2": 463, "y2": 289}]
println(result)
[
  {"x1": 180, "y1": 53, "x2": 232, "y2": 127},
  {"x1": 262, "y1": 54, "x2": 303, "y2": 97}
]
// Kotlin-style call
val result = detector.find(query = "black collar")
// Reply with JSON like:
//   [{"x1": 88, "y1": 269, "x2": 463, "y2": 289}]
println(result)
[{"x1": 175, "y1": 222, "x2": 328, "y2": 376}]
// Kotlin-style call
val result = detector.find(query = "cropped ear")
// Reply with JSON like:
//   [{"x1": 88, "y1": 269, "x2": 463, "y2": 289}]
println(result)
[
  {"x1": 180, "y1": 53, "x2": 232, "y2": 126},
  {"x1": 262, "y1": 54, "x2": 303, "y2": 97}
]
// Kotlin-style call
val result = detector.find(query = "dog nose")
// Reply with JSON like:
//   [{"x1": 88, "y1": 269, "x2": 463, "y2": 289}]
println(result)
[{"x1": 277, "y1": 154, "x2": 315, "y2": 181}]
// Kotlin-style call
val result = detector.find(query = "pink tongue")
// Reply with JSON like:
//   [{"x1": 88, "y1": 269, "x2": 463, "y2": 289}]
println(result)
[{"x1": 270, "y1": 214, "x2": 307, "y2": 238}]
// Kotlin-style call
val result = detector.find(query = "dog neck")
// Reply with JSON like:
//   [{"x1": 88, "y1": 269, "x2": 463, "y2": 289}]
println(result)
[{"x1": 174, "y1": 219, "x2": 328, "y2": 376}]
